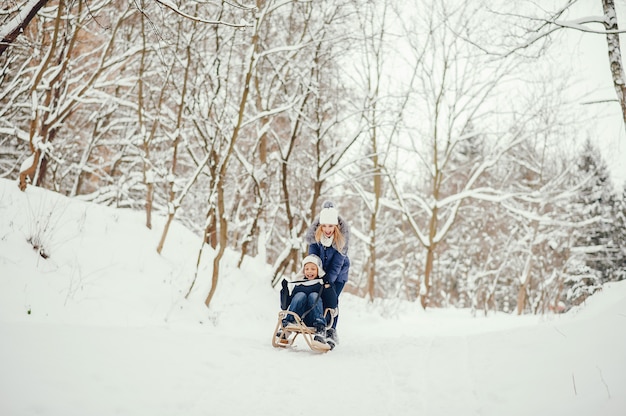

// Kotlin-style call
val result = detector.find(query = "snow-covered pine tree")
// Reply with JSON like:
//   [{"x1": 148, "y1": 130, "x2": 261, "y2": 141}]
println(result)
[
  {"x1": 606, "y1": 182, "x2": 626, "y2": 282},
  {"x1": 565, "y1": 139, "x2": 617, "y2": 305}
]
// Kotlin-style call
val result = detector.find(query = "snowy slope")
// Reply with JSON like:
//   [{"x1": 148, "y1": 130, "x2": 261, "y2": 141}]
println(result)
[{"x1": 0, "y1": 178, "x2": 624, "y2": 416}]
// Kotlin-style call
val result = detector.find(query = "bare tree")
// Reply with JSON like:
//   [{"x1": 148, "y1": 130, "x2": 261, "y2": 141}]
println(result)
[
  {"x1": 385, "y1": 0, "x2": 544, "y2": 309},
  {"x1": 199, "y1": 0, "x2": 362, "y2": 286},
  {"x1": 487, "y1": 0, "x2": 626, "y2": 131},
  {"x1": 343, "y1": 0, "x2": 401, "y2": 302},
  {"x1": 9, "y1": 1, "x2": 136, "y2": 192},
  {"x1": 354, "y1": 0, "x2": 388, "y2": 302},
  {"x1": 156, "y1": 12, "x2": 200, "y2": 252},
  {"x1": 202, "y1": 0, "x2": 272, "y2": 308},
  {"x1": 153, "y1": 0, "x2": 254, "y2": 28}
]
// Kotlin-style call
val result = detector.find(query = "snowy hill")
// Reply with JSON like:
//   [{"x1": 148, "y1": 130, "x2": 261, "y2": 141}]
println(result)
[{"x1": 1, "y1": 178, "x2": 625, "y2": 416}]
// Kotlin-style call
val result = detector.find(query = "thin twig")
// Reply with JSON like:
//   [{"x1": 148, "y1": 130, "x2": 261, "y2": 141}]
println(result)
[
  {"x1": 154, "y1": 0, "x2": 252, "y2": 28},
  {"x1": 581, "y1": 99, "x2": 619, "y2": 106},
  {"x1": 597, "y1": 366, "x2": 611, "y2": 399}
]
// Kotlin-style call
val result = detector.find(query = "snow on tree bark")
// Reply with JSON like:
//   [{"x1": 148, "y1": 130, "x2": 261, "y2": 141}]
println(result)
[
  {"x1": 601, "y1": 0, "x2": 626, "y2": 128},
  {"x1": 0, "y1": 0, "x2": 49, "y2": 57}
]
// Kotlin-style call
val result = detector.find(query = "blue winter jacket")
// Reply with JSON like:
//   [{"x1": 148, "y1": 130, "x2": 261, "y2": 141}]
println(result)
[{"x1": 308, "y1": 243, "x2": 345, "y2": 284}]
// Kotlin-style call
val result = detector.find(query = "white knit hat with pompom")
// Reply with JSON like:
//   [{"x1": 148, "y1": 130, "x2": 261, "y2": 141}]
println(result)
[{"x1": 319, "y1": 200, "x2": 339, "y2": 225}]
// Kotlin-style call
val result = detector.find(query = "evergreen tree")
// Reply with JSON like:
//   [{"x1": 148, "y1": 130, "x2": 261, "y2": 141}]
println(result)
[
  {"x1": 607, "y1": 183, "x2": 626, "y2": 281},
  {"x1": 565, "y1": 139, "x2": 617, "y2": 304}
]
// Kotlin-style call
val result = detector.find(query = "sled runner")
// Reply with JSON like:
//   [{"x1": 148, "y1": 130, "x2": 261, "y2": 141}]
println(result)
[{"x1": 272, "y1": 308, "x2": 337, "y2": 353}]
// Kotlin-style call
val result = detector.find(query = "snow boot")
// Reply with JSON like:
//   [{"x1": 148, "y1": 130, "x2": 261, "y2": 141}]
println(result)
[
  {"x1": 326, "y1": 328, "x2": 338, "y2": 350},
  {"x1": 312, "y1": 325, "x2": 327, "y2": 347}
]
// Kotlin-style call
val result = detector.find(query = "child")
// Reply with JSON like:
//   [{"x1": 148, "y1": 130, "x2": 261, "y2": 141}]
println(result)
[{"x1": 276, "y1": 254, "x2": 331, "y2": 345}]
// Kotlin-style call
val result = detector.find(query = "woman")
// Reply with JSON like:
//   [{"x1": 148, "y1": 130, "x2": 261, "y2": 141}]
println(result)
[{"x1": 305, "y1": 200, "x2": 350, "y2": 349}]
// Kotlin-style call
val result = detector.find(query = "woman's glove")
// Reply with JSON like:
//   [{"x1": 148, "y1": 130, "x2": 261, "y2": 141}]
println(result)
[
  {"x1": 321, "y1": 283, "x2": 338, "y2": 309},
  {"x1": 279, "y1": 279, "x2": 291, "y2": 310}
]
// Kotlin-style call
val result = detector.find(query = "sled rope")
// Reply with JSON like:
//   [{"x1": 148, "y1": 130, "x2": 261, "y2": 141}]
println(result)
[{"x1": 298, "y1": 284, "x2": 324, "y2": 324}]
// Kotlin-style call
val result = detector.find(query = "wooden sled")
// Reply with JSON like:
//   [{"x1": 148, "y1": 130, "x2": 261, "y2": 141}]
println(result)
[{"x1": 272, "y1": 308, "x2": 337, "y2": 353}]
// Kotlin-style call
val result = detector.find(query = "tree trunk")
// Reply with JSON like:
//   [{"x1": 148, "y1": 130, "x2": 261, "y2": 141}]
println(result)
[
  {"x1": 204, "y1": 0, "x2": 263, "y2": 308},
  {"x1": 0, "y1": 0, "x2": 49, "y2": 57},
  {"x1": 516, "y1": 283, "x2": 527, "y2": 315},
  {"x1": 602, "y1": 0, "x2": 626, "y2": 128},
  {"x1": 205, "y1": 180, "x2": 227, "y2": 307},
  {"x1": 420, "y1": 196, "x2": 439, "y2": 309},
  {"x1": 367, "y1": 155, "x2": 381, "y2": 302},
  {"x1": 271, "y1": 248, "x2": 300, "y2": 287},
  {"x1": 516, "y1": 226, "x2": 537, "y2": 315},
  {"x1": 420, "y1": 244, "x2": 435, "y2": 309},
  {"x1": 156, "y1": 20, "x2": 193, "y2": 253}
]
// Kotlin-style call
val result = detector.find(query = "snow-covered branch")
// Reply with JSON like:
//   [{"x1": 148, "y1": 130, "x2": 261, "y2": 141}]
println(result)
[
  {"x1": 0, "y1": 0, "x2": 48, "y2": 57},
  {"x1": 154, "y1": 0, "x2": 253, "y2": 28}
]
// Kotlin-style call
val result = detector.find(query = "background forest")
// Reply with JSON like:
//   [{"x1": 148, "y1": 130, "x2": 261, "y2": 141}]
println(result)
[{"x1": 1, "y1": 0, "x2": 625, "y2": 315}]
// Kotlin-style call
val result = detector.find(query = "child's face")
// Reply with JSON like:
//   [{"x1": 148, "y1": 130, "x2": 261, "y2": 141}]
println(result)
[
  {"x1": 321, "y1": 224, "x2": 335, "y2": 237},
  {"x1": 303, "y1": 263, "x2": 318, "y2": 280}
]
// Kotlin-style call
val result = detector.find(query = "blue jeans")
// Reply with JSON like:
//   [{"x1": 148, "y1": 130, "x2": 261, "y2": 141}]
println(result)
[{"x1": 286, "y1": 291, "x2": 325, "y2": 329}]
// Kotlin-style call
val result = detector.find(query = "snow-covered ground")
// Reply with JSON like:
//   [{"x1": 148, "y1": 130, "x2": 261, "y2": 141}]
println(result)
[{"x1": 1, "y1": 178, "x2": 624, "y2": 416}]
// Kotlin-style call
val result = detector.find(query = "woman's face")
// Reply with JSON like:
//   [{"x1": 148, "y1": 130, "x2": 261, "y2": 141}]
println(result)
[{"x1": 321, "y1": 224, "x2": 335, "y2": 237}]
